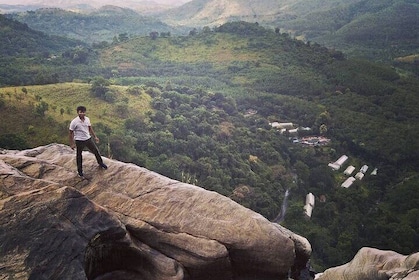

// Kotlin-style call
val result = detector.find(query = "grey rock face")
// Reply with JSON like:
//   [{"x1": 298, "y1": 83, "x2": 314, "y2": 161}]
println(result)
[{"x1": 0, "y1": 143, "x2": 311, "y2": 280}]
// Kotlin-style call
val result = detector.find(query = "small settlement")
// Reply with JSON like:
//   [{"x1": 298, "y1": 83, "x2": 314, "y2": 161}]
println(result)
[
  {"x1": 328, "y1": 155, "x2": 377, "y2": 189},
  {"x1": 268, "y1": 121, "x2": 333, "y2": 219},
  {"x1": 269, "y1": 121, "x2": 331, "y2": 147},
  {"x1": 302, "y1": 155, "x2": 378, "y2": 219},
  {"x1": 267, "y1": 119, "x2": 377, "y2": 219}
]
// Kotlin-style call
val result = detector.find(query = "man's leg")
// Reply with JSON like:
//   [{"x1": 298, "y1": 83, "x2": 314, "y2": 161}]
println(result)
[
  {"x1": 85, "y1": 138, "x2": 105, "y2": 166},
  {"x1": 75, "y1": 140, "x2": 85, "y2": 175}
]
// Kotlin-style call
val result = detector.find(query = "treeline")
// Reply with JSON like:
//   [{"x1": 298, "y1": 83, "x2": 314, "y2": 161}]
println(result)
[
  {"x1": 0, "y1": 14, "x2": 101, "y2": 86},
  {"x1": 6, "y1": 7, "x2": 186, "y2": 44},
  {"x1": 0, "y1": 14, "x2": 80, "y2": 56},
  {"x1": 280, "y1": 0, "x2": 419, "y2": 62}
]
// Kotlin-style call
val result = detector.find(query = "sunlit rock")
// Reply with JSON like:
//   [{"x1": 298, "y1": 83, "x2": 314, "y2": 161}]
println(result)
[{"x1": 0, "y1": 143, "x2": 311, "y2": 279}]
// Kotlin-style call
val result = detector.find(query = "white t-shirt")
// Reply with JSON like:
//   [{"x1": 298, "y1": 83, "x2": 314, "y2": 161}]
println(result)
[{"x1": 69, "y1": 116, "x2": 91, "y2": 141}]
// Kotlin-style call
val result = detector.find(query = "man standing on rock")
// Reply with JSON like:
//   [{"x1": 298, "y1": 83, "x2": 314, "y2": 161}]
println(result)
[{"x1": 69, "y1": 105, "x2": 107, "y2": 177}]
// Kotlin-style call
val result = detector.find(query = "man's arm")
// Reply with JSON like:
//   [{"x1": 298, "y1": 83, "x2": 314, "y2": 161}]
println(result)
[
  {"x1": 89, "y1": 126, "x2": 99, "y2": 143},
  {"x1": 69, "y1": 130, "x2": 75, "y2": 149}
]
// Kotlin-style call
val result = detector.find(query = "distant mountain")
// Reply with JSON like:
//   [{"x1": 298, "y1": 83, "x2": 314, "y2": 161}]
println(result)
[
  {"x1": 6, "y1": 6, "x2": 190, "y2": 43},
  {"x1": 159, "y1": 0, "x2": 418, "y2": 62},
  {"x1": 0, "y1": 13, "x2": 96, "y2": 86},
  {"x1": 3, "y1": 0, "x2": 417, "y2": 63},
  {"x1": 0, "y1": 13, "x2": 82, "y2": 57},
  {"x1": 277, "y1": 0, "x2": 419, "y2": 61},
  {"x1": 0, "y1": 0, "x2": 185, "y2": 14},
  {"x1": 159, "y1": 0, "x2": 363, "y2": 27}
]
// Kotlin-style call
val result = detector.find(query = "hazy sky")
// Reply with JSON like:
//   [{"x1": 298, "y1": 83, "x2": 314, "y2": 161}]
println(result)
[
  {"x1": 0, "y1": 0, "x2": 192, "y2": 5},
  {"x1": 0, "y1": 0, "x2": 193, "y2": 4},
  {"x1": 155, "y1": 0, "x2": 192, "y2": 3}
]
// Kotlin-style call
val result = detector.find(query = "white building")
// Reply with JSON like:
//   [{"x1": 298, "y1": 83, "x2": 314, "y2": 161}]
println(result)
[
  {"x1": 360, "y1": 165, "x2": 369, "y2": 173},
  {"x1": 304, "y1": 193, "x2": 315, "y2": 218},
  {"x1": 355, "y1": 172, "x2": 365, "y2": 180},
  {"x1": 341, "y1": 177, "x2": 356, "y2": 188},
  {"x1": 288, "y1": 128, "x2": 299, "y2": 135},
  {"x1": 328, "y1": 155, "x2": 349, "y2": 171},
  {"x1": 336, "y1": 155, "x2": 349, "y2": 166},
  {"x1": 270, "y1": 122, "x2": 294, "y2": 129},
  {"x1": 328, "y1": 162, "x2": 341, "y2": 171},
  {"x1": 344, "y1": 165, "x2": 355, "y2": 176}
]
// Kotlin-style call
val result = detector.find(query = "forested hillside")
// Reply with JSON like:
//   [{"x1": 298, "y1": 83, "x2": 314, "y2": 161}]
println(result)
[
  {"x1": 5, "y1": 0, "x2": 418, "y2": 65},
  {"x1": 6, "y1": 6, "x2": 189, "y2": 44},
  {"x1": 0, "y1": 14, "x2": 101, "y2": 85},
  {"x1": 161, "y1": 0, "x2": 418, "y2": 64},
  {"x1": 0, "y1": 14, "x2": 82, "y2": 56},
  {"x1": 0, "y1": 20, "x2": 418, "y2": 272},
  {"x1": 279, "y1": 0, "x2": 419, "y2": 63}
]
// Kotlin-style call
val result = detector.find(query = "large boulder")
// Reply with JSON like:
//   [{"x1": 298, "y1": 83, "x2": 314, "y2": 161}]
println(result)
[
  {"x1": 318, "y1": 247, "x2": 419, "y2": 280},
  {"x1": 0, "y1": 143, "x2": 311, "y2": 280}
]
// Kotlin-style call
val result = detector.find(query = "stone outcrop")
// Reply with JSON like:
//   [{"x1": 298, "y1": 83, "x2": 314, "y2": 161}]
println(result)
[
  {"x1": 0, "y1": 143, "x2": 311, "y2": 280},
  {"x1": 318, "y1": 247, "x2": 419, "y2": 280}
]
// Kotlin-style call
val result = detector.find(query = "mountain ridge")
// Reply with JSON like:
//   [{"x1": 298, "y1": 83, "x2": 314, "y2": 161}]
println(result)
[
  {"x1": 160, "y1": 0, "x2": 418, "y2": 62},
  {"x1": 0, "y1": 0, "x2": 186, "y2": 13},
  {"x1": 5, "y1": 6, "x2": 188, "y2": 43},
  {"x1": 160, "y1": 0, "x2": 365, "y2": 26},
  {"x1": 4, "y1": 0, "x2": 417, "y2": 63}
]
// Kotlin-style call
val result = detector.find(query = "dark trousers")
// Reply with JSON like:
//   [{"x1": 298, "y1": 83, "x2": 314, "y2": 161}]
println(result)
[{"x1": 75, "y1": 138, "x2": 103, "y2": 174}]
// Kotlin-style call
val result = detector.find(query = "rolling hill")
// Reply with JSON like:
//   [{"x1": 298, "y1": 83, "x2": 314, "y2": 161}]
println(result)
[
  {"x1": 0, "y1": 14, "x2": 98, "y2": 85},
  {"x1": 160, "y1": 0, "x2": 360, "y2": 26},
  {"x1": 5, "y1": 6, "x2": 190, "y2": 44},
  {"x1": 0, "y1": 13, "x2": 82, "y2": 55},
  {"x1": 160, "y1": 0, "x2": 418, "y2": 62},
  {"x1": 3, "y1": 0, "x2": 417, "y2": 63},
  {"x1": 277, "y1": 0, "x2": 419, "y2": 62},
  {"x1": 0, "y1": 0, "x2": 184, "y2": 14}
]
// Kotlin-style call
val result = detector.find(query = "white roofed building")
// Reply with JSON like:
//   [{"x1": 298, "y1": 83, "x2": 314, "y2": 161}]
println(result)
[
  {"x1": 288, "y1": 128, "x2": 299, "y2": 135},
  {"x1": 355, "y1": 172, "x2": 365, "y2": 180},
  {"x1": 304, "y1": 193, "x2": 316, "y2": 218},
  {"x1": 269, "y1": 122, "x2": 294, "y2": 129},
  {"x1": 336, "y1": 155, "x2": 349, "y2": 166},
  {"x1": 341, "y1": 177, "x2": 356, "y2": 188},
  {"x1": 360, "y1": 165, "x2": 369, "y2": 173},
  {"x1": 328, "y1": 155, "x2": 349, "y2": 171},
  {"x1": 328, "y1": 162, "x2": 341, "y2": 171},
  {"x1": 344, "y1": 165, "x2": 356, "y2": 176}
]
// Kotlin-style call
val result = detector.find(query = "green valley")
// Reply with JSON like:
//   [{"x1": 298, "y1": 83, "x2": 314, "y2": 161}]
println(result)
[{"x1": 1, "y1": 18, "x2": 418, "y2": 272}]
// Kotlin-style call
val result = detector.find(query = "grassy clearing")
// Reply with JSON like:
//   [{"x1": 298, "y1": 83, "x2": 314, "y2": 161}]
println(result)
[
  {"x1": 100, "y1": 34, "x2": 260, "y2": 66},
  {"x1": 0, "y1": 82, "x2": 152, "y2": 148},
  {"x1": 394, "y1": 54, "x2": 419, "y2": 64}
]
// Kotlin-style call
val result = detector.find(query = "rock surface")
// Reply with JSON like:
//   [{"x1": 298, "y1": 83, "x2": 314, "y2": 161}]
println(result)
[
  {"x1": 0, "y1": 143, "x2": 311, "y2": 280},
  {"x1": 318, "y1": 247, "x2": 419, "y2": 280}
]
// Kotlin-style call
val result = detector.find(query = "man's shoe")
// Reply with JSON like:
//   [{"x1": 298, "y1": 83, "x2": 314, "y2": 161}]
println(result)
[
  {"x1": 78, "y1": 172, "x2": 84, "y2": 177},
  {"x1": 99, "y1": 163, "x2": 108, "y2": 169}
]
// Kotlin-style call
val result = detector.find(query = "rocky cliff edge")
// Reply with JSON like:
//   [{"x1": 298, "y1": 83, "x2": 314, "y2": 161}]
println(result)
[
  {"x1": 0, "y1": 143, "x2": 311, "y2": 280},
  {"x1": 317, "y1": 247, "x2": 419, "y2": 280}
]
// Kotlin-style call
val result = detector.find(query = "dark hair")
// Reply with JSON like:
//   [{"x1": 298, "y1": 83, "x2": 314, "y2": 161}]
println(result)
[{"x1": 77, "y1": 106, "x2": 86, "y2": 112}]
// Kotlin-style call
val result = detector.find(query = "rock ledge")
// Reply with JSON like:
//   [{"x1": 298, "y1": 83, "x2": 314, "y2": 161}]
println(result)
[{"x1": 0, "y1": 144, "x2": 311, "y2": 280}]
